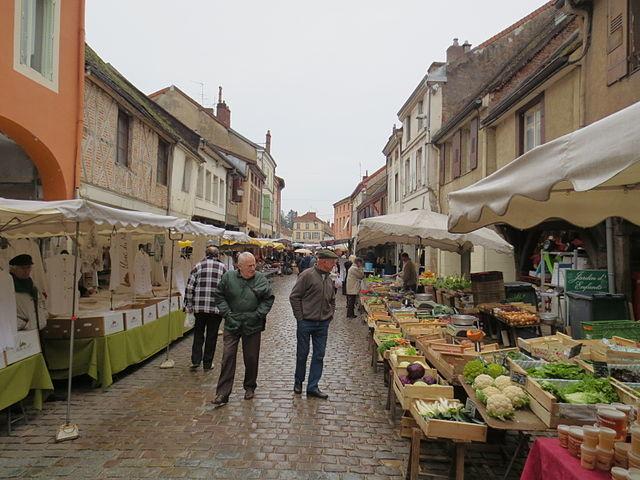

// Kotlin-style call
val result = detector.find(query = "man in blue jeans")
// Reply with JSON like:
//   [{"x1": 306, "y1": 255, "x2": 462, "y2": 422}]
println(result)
[{"x1": 289, "y1": 249, "x2": 338, "y2": 400}]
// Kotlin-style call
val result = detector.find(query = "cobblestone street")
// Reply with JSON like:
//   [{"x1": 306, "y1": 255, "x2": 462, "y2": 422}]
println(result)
[{"x1": 0, "y1": 275, "x2": 408, "y2": 479}]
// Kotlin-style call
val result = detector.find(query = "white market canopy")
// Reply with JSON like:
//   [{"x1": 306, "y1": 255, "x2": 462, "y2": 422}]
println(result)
[
  {"x1": 355, "y1": 209, "x2": 513, "y2": 254},
  {"x1": 448, "y1": 100, "x2": 640, "y2": 234},
  {"x1": 0, "y1": 197, "x2": 224, "y2": 238}
]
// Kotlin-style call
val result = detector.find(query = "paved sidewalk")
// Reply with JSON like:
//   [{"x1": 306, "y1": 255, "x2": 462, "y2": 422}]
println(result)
[{"x1": 0, "y1": 275, "x2": 407, "y2": 479}]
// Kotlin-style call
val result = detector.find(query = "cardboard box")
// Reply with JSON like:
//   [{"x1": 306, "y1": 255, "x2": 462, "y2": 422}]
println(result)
[
  {"x1": 142, "y1": 304, "x2": 157, "y2": 324},
  {"x1": 169, "y1": 295, "x2": 181, "y2": 312},
  {"x1": 121, "y1": 309, "x2": 143, "y2": 330},
  {"x1": 4, "y1": 330, "x2": 42, "y2": 365},
  {"x1": 156, "y1": 299, "x2": 170, "y2": 318},
  {"x1": 42, "y1": 312, "x2": 124, "y2": 338}
]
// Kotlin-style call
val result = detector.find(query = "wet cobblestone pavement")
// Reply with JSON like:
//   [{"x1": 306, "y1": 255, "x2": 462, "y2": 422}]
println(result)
[{"x1": 0, "y1": 276, "x2": 408, "y2": 479}]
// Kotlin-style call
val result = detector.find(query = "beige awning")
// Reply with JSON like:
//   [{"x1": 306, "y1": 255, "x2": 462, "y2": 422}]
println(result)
[
  {"x1": 448, "y1": 100, "x2": 640, "y2": 233},
  {"x1": 355, "y1": 209, "x2": 513, "y2": 254}
]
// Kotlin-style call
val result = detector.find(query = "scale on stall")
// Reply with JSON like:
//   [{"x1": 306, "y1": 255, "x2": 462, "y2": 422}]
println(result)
[{"x1": 446, "y1": 314, "x2": 480, "y2": 338}]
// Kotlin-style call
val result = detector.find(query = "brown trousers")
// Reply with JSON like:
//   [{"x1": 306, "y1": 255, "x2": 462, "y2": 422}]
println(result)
[{"x1": 215, "y1": 330, "x2": 262, "y2": 399}]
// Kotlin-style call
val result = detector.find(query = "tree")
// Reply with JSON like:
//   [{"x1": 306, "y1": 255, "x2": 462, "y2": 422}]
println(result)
[{"x1": 283, "y1": 210, "x2": 297, "y2": 229}]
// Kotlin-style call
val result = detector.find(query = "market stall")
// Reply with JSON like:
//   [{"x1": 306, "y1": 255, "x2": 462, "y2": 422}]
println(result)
[{"x1": 0, "y1": 197, "x2": 224, "y2": 439}]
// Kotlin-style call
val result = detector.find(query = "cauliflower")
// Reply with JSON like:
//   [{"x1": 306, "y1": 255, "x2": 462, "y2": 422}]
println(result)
[
  {"x1": 486, "y1": 363, "x2": 506, "y2": 379},
  {"x1": 494, "y1": 375, "x2": 513, "y2": 390},
  {"x1": 472, "y1": 374, "x2": 494, "y2": 390},
  {"x1": 486, "y1": 393, "x2": 515, "y2": 420},
  {"x1": 476, "y1": 386, "x2": 501, "y2": 405},
  {"x1": 463, "y1": 360, "x2": 486, "y2": 383},
  {"x1": 502, "y1": 386, "x2": 529, "y2": 409}
]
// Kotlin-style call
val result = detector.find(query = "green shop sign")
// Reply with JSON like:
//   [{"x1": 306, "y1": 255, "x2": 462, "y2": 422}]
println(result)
[{"x1": 564, "y1": 269, "x2": 609, "y2": 293}]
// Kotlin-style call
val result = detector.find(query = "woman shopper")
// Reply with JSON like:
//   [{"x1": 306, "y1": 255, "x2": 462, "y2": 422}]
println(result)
[
  {"x1": 345, "y1": 257, "x2": 364, "y2": 318},
  {"x1": 342, "y1": 254, "x2": 354, "y2": 296}
]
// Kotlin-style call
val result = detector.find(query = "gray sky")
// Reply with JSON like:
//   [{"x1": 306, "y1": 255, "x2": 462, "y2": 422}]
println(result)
[{"x1": 86, "y1": 0, "x2": 549, "y2": 223}]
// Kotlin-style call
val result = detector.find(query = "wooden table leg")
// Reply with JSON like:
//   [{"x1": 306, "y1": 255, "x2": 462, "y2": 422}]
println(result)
[
  {"x1": 455, "y1": 443, "x2": 466, "y2": 480},
  {"x1": 386, "y1": 369, "x2": 392, "y2": 411},
  {"x1": 408, "y1": 427, "x2": 421, "y2": 480}
]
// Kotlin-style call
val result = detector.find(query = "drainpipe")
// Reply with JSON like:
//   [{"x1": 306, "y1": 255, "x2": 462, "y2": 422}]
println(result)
[
  {"x1": 73, "y1": 0, "x2": 86, "y2": 199},
  {"x1": 606, "y1": 217, "x2": 616, "y2": 294},
  {"x1": 166, "y1": 144, "x2": 175, "y2": 216}
]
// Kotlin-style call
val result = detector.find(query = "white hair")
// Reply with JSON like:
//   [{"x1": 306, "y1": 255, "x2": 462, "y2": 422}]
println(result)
[{"x1": 237, "y1": 252, "x2": 255, "y2": 265}]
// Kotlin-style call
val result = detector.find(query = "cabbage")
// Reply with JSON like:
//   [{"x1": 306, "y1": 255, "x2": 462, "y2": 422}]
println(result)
[
  {"x1": 398, "y1": 375, "x2": 412, "y2": 385},
  {"x1": 422, "y1": 375, "x2": 437, "y2": 385},
  {"x1": 406, "y1": 363, "x2": 426, "y2": 381}
]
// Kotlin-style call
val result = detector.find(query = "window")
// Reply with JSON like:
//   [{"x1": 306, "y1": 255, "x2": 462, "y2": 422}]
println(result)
[
  {"x1": 305, "y1": 223, "x2": 309, "y2": 229},
  {"x1": 314, "y1": 222, "x2": 318, "y2": 229},
  {"x1": 205, "y1": 170, "x2": 212, "y2": 201},
  {"x1": 296, "y1": 232, "x2": 301, "y2": 240},
  {"x1": 405, "y1": 116, "x2": 412, "y2": 144},
  {"x1": 219, "y1": 179, "x2": 225, "y2": 206},
  {"x1": 404, "y1": 159, "x2": 410, "y2": 195},
  {"x1": 461, "y1": 128, "x2": 470, "y2": 174},
  {"x1": 416, "y1": 148, "x2": 423, "y2": 186},
  {"x1": 182, "y1": 159, "x2": 192, "y2": 193},
  {"x1": 417, "y1": 101, "x2": 424, "y2": 130},
  {"x1": 212, "y1": 175, "x2": 219, "y2": 204},
  {"x1": 630, "y1": 0, "x2": 640, "y2": 72},
  {"x1": 303, "y1": 232, "x2": 311, "y2": 240},
  {"x1": 156, "y1": 140, "x2": 169, "y2": 186},
  {"x1": 294, "y1": 223, "x2": 298, "y2": 230},
  {"x1": 196, "y1": 166, "x2": 204, "y2": 198},
  {"x1": 522, "y1": 103, "x2": 543, "y2": 153},
  {"x1": 116, "y1": 109, "x2": 130, "y2": 167},
  {"x1": 15, "y1": 0, "x2": 60, "y2": 89},
  {"x1": 312, "y1": 232, "x2": 320, "y2": 239},
  {"x1": 394, "y1": 173, "x2": 399, "y2": 202}
]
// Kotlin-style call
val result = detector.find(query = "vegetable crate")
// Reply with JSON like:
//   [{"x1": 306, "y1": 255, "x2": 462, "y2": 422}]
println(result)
[
  {"x1": 402, "y1": 323, "x2": 446, "y2": 343},
  {"x1": 582, "y1": 321, "x2": 640, "y2": 341},
  {"x1": 517, "y1": 333, "x2": 591, "y2": 362},
  {"x1": 419, "y1": 338, "x2": 516, "y2": 385},
  {"x1": 389, "y1": 354, "x2": 428, "y2": 371},
  {"x1": 611, "y1": 381, "x2": 640, "y2": 409},
  {"x1": 508, "y1": 360, "x2": 629, "y2": 427},
  {"x1": 392, "y1": 368, "x2": 454, "y2": 410},
  {"x1": 409, "y1": 401, "x2": 487, "y2": 442},
  {"x1": 587, "y1": 336, "x2": 640, "y2": 363}
]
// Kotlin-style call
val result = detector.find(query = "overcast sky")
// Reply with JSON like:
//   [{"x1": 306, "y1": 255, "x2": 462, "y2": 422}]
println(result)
[{"x1": 86, "y1": 0, "x2": 548, "y2": 223}]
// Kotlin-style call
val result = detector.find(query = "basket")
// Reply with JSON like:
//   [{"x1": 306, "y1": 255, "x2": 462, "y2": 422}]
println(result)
[{"x1": 581, "y1": 320, "x2": 640, "y2": 340}]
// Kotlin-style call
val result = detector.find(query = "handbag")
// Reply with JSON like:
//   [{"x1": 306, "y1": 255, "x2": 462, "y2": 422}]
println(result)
[{"x1": 184, "y1": 312, "x2": 196, "y2": 329}]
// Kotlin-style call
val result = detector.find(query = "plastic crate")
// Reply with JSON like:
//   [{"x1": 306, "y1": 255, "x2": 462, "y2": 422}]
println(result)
[
  {"x1": 567, "y1": 292, "x2": 630, "y2": 338},
  {"x1": 504, "y1": 282, "x2": 537, "y2": 306},
  {"x1": 581, "y1": 320, "x2": 640, "y2": 340}
]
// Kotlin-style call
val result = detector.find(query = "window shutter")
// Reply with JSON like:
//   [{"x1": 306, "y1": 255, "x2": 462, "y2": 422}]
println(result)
[
  {"x1": 469, "y1": 118, "x2": 478, "y2": 170},
  {"x1": 438, "y1": 145, "x2": 445, "y2": 186},
  {"x1": 607, "y1": 0, "x2": 628, "y2": 85},
  {"x1": 452, "y1": 131, "x2": 461, "y2": 179}
]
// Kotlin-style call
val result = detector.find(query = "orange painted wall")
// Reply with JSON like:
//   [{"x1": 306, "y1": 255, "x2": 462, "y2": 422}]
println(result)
[{"x1": 0, "y1": 0, "x2": 85, "y2": 200}]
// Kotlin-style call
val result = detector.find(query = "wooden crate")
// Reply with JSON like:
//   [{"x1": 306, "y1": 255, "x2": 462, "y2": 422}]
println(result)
[
  {"x1": 517, "y1": 333, "x2": 591, "y2": 361},
  {"x1": 402, "y1": 324, "x2": 446, "y2": 342},
  {"x1": 409, "y1": 401, "x2": 487, "y2": 442},
  {"x1": 400, "y1": 412, "x2": 421, "y2": 439},
  {"x1": 389, "y1": 354, "x2": 427, "y2": 370},
  {"x1": 393, "y1": 369, "x2": 454, "y2": 410},
  {"x1": 588, "y1": 337, "x2": 640, "y2": 363}
]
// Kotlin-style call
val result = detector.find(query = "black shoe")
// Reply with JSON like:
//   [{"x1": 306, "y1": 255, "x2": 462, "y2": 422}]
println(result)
[
  {"x1": 293, "y1": 383, "x2": 302, "y2": 394},
  {"x1": 307, "y1": 389, "x2": 329, "y2": 400},
  {"x1": 244, "y1": 390, "x2": 255, "y2": 400},
  {"x1": 203, "y1": 364, "x2": 213, "y2": 370},
  {"x1": 190, "y1": 364, "x2": 199, "y2": 370},
  {"x1": 211, "y1": 396, "x2": 229, "y2": 408}
]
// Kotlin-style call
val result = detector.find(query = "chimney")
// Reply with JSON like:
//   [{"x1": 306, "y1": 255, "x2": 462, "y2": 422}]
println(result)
[
  {"x1": 446, "y1": 38, "x2": 465, "y2": 64},
  {"x1": 462, "y1": 40, "x2": 472, "y2": 53},
  {"x1": 216, "y1": 86, "x2": 231, "y2": 128},
  {"x1": 265, "y1": 130, "x2": 271, "y2": 153}
]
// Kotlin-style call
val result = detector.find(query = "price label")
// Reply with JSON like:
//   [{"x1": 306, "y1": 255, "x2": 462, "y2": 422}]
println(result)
[
  {"x1": 593, "y1": 361, "x2": 609, "y2": 378},
  {"x1": 567, "y1": 343, "x2": 583, "y2": 359},
  {"x1": 465, "y1": 398, "x2": 477, "y2": 418},
  {"x1": 511, "y1": 372, "x2": 527, "y2": 385}
]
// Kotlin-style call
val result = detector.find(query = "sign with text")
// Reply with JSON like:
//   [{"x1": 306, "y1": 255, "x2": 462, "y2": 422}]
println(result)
[{"x1": 564, "y1": 269, "x2": 609, "y2": 294}]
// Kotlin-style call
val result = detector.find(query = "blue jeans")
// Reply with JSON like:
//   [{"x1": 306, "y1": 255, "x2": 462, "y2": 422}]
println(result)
[{"x1": 295, "y1": 320, "x2": 330, "y2": 392}]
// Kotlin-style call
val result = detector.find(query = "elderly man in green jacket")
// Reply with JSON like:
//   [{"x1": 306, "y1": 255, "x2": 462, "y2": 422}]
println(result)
[{"x1": 212, "y1": 252, "x2": 274, "y2": 407}]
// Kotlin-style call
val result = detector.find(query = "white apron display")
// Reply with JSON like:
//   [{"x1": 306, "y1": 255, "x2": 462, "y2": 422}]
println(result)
[
  {"x1": 109, "y1": 233, "x2": 133, "y2": 292},
  {"x1": 44, "y1": 254, "x2": 81, "y2": 316},
  {"x1": 0, "y1": 270, "x2": 18, "y2": 350},
  {"x1": 133, "y1": 249, "x2": 153, "y2": 295}
]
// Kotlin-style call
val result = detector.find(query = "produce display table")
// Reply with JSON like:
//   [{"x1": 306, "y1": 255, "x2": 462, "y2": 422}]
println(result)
[
  {"x1": 43, "y1": 311, "x2": 187, "y2": 388},
  {"x1": 460, "y1": 375, "x2": 551, "y2": 480},
  {"x1": 488, "y1": 312, "x2": 542, "y2": 347},
  {"x1": 521, "y1": 438, "x2": 610, "y2": 480},
  {"x1": 0, "y1": 353, "x2": 53, "y2": 411}
]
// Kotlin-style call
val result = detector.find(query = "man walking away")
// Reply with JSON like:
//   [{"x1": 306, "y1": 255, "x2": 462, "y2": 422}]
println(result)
[
  {"x1": 289, "y1": 250, "x2": 338, "y2": 400},
  {"x1": 399, "y1": 252, "x2": 418, "y2": 292},
  {"x1": 212, "y1": 252, "x2": 274, "y2": 407},
  {"x1": 345, "y1": 257, "x2": 364, "y2": 318},
  {"x1": 184, "y1": 246, "x2": 227, "y2": 370},
  {"x1": 341, "y1": 254, "x2": 353, "y2": 296}
]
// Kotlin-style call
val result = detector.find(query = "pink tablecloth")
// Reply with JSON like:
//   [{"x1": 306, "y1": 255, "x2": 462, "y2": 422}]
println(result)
[{"x1": 521, "y1": 438, "x2": 611, "y2": 480}]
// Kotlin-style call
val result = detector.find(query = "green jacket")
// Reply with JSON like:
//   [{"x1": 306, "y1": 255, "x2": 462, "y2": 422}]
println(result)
[{"x1": 214, "y1": 270, "x2": 275, "y2": 336}]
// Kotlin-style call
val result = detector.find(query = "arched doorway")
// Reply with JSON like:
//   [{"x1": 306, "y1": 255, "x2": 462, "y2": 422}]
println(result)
[{"x1": 0, "y1": 132, "x2": 42, "y2": 200}]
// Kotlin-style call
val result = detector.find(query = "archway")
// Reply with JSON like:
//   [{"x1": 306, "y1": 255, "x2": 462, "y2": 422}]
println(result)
[{"x1": 0, "y1": 116, "x2": 70, "y2": 200}]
